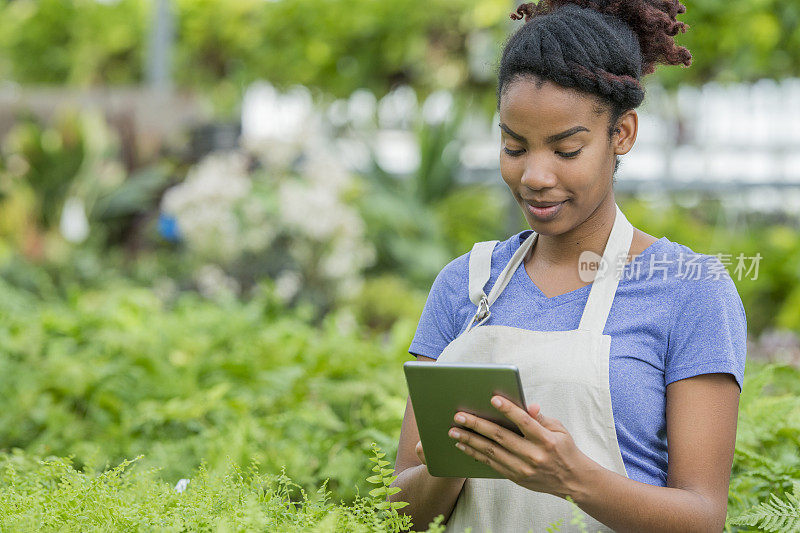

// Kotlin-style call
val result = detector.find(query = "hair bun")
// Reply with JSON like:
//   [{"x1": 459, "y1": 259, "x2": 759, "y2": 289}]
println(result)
[{"x1": 510, "y1": 0, "x2": 692, "y2": 76}]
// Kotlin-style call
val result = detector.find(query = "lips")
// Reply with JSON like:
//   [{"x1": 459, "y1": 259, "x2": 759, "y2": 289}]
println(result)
[
  {"x1": 524, "y1": 199, "x2": 566, "y2": 221},
  {"x1": 524, "y1": 200, "x2": 564, "y2": 207}
]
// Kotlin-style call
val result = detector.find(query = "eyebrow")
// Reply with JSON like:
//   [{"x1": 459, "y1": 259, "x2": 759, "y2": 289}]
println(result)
[{"x1": 499, "y1": 123, "x2": 590, "y2": 144}]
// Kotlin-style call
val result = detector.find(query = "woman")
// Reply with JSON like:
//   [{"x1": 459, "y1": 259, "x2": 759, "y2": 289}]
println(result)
[{"x1": 390, "y1": 1, "x2": 746, "y2": 532}]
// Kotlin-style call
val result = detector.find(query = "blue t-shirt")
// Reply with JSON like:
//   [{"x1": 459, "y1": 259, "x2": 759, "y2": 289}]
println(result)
[{"x1": 408, "y1": 230, "x2": 747, "y2": 487}]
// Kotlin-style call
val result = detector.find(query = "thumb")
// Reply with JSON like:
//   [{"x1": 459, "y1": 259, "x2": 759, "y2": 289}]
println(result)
[
  {"x1": 527, "y1": 403, "x2": 542, "y2": 420},
  {"x1": 527, "y1": 404, "x2": 563, "y2": 431},
  {"x1": 415, "y1": 440, "x2": 427, "y2": 465}
]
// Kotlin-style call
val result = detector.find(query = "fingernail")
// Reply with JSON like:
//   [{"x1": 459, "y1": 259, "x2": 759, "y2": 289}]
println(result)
[
  {"x1": 449, "y1": 429, "x2": 460, "y2": 439},
  {"x1": 456, "y1": 443, "x2": 465, "y2": 451},
  {"x1": 455, "y1": 414, "x2": 466, "y2": 424},
  {"x1": 491, "y1": 397, "x2": 502, "y2": 408}
]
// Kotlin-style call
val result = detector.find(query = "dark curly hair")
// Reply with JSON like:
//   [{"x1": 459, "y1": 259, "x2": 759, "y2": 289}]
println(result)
[{"x1": 497, "y1": 0, "x2": 692, "y2": 175}]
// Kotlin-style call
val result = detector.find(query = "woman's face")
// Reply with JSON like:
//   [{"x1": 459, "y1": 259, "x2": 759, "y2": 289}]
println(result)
[{"x1": 499, "y1": 76, "x2": 635, "y2": 235}]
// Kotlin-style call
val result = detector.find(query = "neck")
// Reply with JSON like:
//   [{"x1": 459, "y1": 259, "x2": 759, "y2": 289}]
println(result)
[{"x1": 528, "y1": 193, "x2": 618, "y2": 268}]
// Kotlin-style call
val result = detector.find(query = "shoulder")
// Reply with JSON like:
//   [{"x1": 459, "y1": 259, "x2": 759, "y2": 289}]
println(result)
[
  {"x1": 633, "y1": 238, "x2": 737, "y2": 282},
  {"x1": 626, "y1": 237, "x2": 746, "y2": 318},
  {"x1": 647, "y1": 239, "x2": 747, "y2": 333}
]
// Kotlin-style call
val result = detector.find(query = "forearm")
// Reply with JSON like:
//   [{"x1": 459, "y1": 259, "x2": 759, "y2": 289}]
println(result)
[
  {"x1": 569, "y1": 461, "x2": 723, "y2": 533},
  {"x1": 389, "y1": 465, "x2": 466, "y2": 532}
]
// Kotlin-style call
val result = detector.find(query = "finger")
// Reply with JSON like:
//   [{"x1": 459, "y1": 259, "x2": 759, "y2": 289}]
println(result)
[
  {"x1": 454, "y1": 438, "x2": 520, "y2": 480},
  {"x1": 453, "y1": 410, "x2": 531, "y2": 456},
  {"x1": 415, "y1": 441, "x2": 426, "y2": 465},
  {"x1": 489, "y1": 396, "x2": 552, "y2": 443},
  {"x1": 449, "y1": 425, "x2": 533, "y2": 476},
  {"x1": 526, "y1": 403, "x2": 565, "y2": 432}
]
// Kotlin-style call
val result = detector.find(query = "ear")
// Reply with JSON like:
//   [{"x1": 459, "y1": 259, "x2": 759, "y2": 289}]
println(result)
[{"x1": 612, "y1": 109, "x2": 638, "y2": 156}]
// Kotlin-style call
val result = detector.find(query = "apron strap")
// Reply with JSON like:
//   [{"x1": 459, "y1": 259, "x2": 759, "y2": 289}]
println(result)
[
  {"x1": 468, "y1": 233, "x2": 538, "y2": 308},
  {"x1": 468, "y1": 240, "x2": 500, "y2": 306},
  {"x1": 466, "y1": 234, "x2": 536, "y2": 333},
  {"x1": 487, "y1": 231, "x2": 537, "y2": 305},
  {"x1": 578, "y1": 204, "x2": 635, "y2": 333}
]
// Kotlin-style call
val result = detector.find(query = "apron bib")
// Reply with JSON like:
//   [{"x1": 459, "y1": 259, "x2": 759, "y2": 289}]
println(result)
[{"x1": 437, "y1": 204, "x2": 633, "y2": 533}]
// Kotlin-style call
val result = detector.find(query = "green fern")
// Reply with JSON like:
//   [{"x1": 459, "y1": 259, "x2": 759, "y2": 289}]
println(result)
[
  {"x1": 365, "y1": 442, "x2": 413, "y2": 533},
  {"x1": 729, "y1": 480, "x2": 800, "y2": 532}
]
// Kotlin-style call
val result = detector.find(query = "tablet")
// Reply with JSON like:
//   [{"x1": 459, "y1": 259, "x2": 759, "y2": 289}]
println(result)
[{"x1": 403, "y1": 361, "x2": 528, "y2": 478}]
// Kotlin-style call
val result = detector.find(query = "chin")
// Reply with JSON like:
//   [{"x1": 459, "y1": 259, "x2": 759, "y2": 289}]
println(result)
[
  {"x1": 525, "y1": 216, "x2": 565, "y2": 236},
  {"x1": 521, "y1": 204, "x2": 571, "y2": 235}
]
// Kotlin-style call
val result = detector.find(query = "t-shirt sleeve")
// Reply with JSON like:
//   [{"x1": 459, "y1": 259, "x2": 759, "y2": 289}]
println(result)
[
  {"x1": 665, "y1": 257, "x2": 748, "y2": 392},
  {"x1": 408, "y1": 262, "x2": 461, "y2": 360}
]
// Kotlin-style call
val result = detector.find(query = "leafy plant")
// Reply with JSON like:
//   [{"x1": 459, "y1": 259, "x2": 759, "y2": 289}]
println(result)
[
  {"x1": 0, "y1": 443, "x2": 443, "y2": 532},
  {"x1": 729, "y1": 480, "x2": 800, "y2": 532},
  {"x1": 365, "y1": 442, "x2": 413, "y2": 532}
]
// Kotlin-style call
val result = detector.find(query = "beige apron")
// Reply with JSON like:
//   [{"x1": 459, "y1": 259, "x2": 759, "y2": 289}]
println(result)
[{"x1": 437, "y1": 204, "x2": 633, "y2": 533}]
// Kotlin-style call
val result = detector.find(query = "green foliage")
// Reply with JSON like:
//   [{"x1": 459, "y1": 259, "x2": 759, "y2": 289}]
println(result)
[
  {"x1": 352, "y1": 275, "x2": 427, "y2": 332},
  {"x1": 1, "y1": 0, "x2": 797, "y2": 112},
  {"x1": 730, "y1": 481, "x2": 800, "y2": 532},
  {"x1": 541, "y1": 496, "x2": 588, "y2": 532},
  {"x1": 365, "y1": 443, "x2": 413, "y2": 532},
  {"x1": 0, "y1": 443, "x2": 451, "y2": 532},
  {"x1": 2, "y1": 252, "x2": 800, "y2": 530},
  {"x1": 726, "y1": 361, "x2": 800, "y2": 530},
  {"x1": 664, "y1": 0, "x2": 800, "y2": 86},
  {"x1": 0, "y1": 108, "x2": 167, "y2": 255},
  {"x1": 565, "y1": 495, "x2": 589, "y2": 532},
  {"x1": 0, "y1": 276, "x2": 416, "y2": 503},
  {"x1": 0, "y1": 0, "x2": 146, "y2": 86},
  {"x1": 357, "y1": 94, "x2": 508, "y2": 288},
  {"x1": 433, "y1": 184, "x2": 509, "y2": 258},
  {"x1": 1, "y1": 111, "x2": 85, "y2": 229}
]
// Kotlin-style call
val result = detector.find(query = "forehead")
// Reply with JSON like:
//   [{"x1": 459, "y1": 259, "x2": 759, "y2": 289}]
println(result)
[{"x1": 499, "y1": 76, "x2": 603, "y2": 131}]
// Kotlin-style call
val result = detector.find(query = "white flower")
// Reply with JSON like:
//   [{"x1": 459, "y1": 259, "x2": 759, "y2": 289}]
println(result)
[
  {"x1": 422, "y1": 90, "x2": 454, "y2": 126},
  {"x1": 60, "y1": 197, "x2": 90, "y2": 243},
  {"x1": 195, "y1": 264, "x2": 240, "y2": 300},
  {"x1": 274, "y1": 270, "x2": 302, "y2": 303},
  {"x1": 174, "y1": 479, "x2": 190, "y2": 493},
  {"x1": 161, "y1": 151, "x2": 252, "y2": 262}
]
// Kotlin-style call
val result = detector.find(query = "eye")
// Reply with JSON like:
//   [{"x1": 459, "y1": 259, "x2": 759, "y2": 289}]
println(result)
[
  {"x1": 503, "y1": 147, "x2": 525, "y2": 157},
  {"x1": 556, "y1": 148, "x2": 582, "y2": 159}
]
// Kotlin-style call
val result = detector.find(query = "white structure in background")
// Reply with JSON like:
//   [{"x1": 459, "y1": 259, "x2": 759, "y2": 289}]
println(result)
[
  {"x1": 240, "y1": 82, "x2": 320, "y2": 168},
  {"x1": 243, "y1": 78, "x2": 800, "y2": 213},
  {"x1": 458, "y1": 78, "x2": 800, "y2": 193}
]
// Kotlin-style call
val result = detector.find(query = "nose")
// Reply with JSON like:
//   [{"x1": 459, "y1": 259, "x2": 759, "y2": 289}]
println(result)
[{"x1": 520, "y1": 156, "x2": 558, "y2": 191}]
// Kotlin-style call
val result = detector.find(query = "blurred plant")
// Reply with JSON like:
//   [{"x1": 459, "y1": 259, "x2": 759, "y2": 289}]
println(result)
[
  {"x1": 2, "y1": 0, "x2": 799, "y2": 117},
  {"x1": 159, "y1": 145, "x2": 375, "y2": 313},
  {"x1": 1, "y1": 110, "x2": 84, "y2": 231},
  {"x1": 355, "y1": 86, "x2": 508, "y2": 287},
  {"x1": 0, "y1": 0, "x2": 146, "y2": 86},
  {"x1": 352, "y1": 275, "x2": 427, "y2": 333},
  {"x1": 0, "y1": 108, "x2": 170, "y2": 265},
  {"x1": 0, "y1": 276, "x2": 419, "y2": 503}
]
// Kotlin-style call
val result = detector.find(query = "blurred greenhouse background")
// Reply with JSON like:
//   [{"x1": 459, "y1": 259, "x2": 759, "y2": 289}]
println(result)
[{"x1": 2, "y1": 0, "x2": 800, "y2": 530}]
